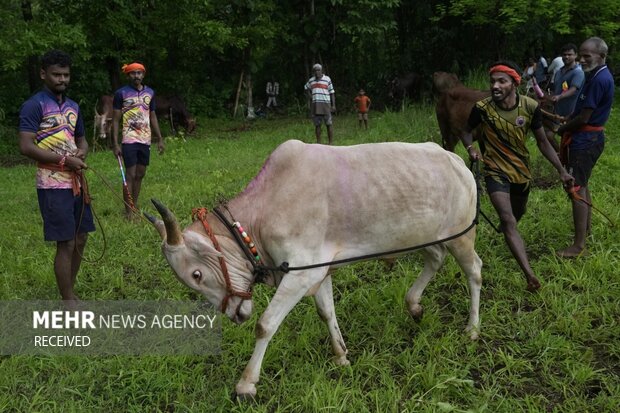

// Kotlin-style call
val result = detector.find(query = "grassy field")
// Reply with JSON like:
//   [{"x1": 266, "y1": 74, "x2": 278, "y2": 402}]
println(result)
[{"x1": 0, "y1": 100, "x2": 619, "y2": 412}]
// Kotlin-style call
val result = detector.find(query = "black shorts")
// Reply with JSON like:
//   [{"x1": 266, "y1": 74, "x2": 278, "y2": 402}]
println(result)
[
  {"x1": 37, "y1": 189, "x2": 95, "y2": 242},
  {"x1": 122, "y1": 143, "x2": 151, "y2": 168},
  {"x1": 567, "y1": 141, "x2": 604, "y2": 187},
  {"x1": 485, "y1": 175, "x2": 530, "y2": 198}
]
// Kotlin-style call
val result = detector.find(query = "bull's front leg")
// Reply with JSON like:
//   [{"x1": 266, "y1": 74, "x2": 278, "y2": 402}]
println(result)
[
  {"x1": 235, "y1": 268, "x2": 328, "y2": 400},
  {"x1": 313, "y1": 274, "x2": 349, "y2": 366}
]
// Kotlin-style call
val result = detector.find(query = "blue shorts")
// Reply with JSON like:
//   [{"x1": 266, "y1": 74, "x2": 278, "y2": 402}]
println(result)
[
  {"x1": 122, "y1": 143, "x2": 150, "y2": 168},
  {"x1": 567, "y1": 140, "x2": 604, "y2": 187},
  {"x1": 37, "y1": 189, "x2": 95, "y2": 242}
]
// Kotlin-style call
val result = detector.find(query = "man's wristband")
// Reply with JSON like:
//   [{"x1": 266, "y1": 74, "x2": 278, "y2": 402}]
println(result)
[{"x1": 466, "y1": 144, "x2": 473, "y2": 151}]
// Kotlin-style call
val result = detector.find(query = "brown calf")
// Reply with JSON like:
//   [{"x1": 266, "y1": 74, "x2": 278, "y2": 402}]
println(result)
[
  {"x1": 433, "y1": 72, "x2": 489, "y2": 152},
  {"x1": 154, "y1": 95, "x2": 196, "y2": 135}
]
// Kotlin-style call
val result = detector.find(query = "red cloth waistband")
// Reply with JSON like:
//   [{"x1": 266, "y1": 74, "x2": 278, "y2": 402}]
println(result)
[
  {"x1": 577, "y1": 125, "x2": 604, "y2": 132},
  {"x1": 37, "y1": 163, "x2": 90, "y2": 203}
]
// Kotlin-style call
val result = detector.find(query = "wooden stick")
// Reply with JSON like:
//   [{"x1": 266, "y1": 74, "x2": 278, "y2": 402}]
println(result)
[
  {"x1": 233, "y1": 69, "x2": 244, "y2": 118},
  {"x1": 541, "y1": 108, "x2": 565, "y2": 123}
]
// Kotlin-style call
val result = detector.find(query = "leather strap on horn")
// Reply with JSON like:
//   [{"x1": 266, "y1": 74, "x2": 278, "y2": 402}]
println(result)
[{"x1": 191, "y1": 208, "x2": 252, "y2": 313}]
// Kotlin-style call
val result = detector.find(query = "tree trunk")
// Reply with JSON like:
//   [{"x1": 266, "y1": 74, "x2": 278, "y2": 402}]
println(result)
[
  {"x1": 245, "y1": 72, "x2": 255, "y2": 120},
  {"x1": 105, "y1": 56, "x2": 122, "y2": 92},
  {"x1": 233, "y1": 69, "x2": 244, "y2": 117}
]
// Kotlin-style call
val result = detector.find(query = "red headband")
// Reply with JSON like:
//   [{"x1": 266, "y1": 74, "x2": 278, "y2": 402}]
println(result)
[
  {"x1": 122, "y1": 63, "x2": 146, "y2": 74},
  {"x1": 489, "y1": 65, "x2": 521, "y2": 85}
]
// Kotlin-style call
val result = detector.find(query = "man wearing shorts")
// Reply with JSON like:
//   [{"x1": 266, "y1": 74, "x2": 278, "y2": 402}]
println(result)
[
  {"x1": 18, "y1": 50, "x2": 95, "y2": 308},
  {"x1": 461, "y1": 61, "x2": 573, "y2": 291},
  {"x1": 112, "y1": 61, "x2": 164, "y2": 219},
  {"x1": 556, "y1": 37, "x2": 614, "y2": 258},
  {"x1": 354, "y1": 89, "x2": 371, "y2": 129},
  {"x1": 304, "y1": 63, "x2": 336, "y2": 144}
]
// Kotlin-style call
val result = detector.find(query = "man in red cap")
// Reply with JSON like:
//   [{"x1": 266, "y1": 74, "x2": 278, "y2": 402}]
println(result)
[
  {"x1": 111, "y1": 61, "x2": 164, "y2": 219},
  {"x1": 461, "y1": 61, "x2": 573, "y2": 292}
]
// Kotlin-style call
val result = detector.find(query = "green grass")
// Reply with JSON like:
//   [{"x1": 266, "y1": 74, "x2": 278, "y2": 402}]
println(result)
[{"x1": 1, "y1": 104, "x2": 619, "y2": 412}]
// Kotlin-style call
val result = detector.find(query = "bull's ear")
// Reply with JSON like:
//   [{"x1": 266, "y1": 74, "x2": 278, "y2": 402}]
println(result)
[
  {"x1": 144, "y1": 212, "x2": 166, "y2": 240},
  {"x1": 184, "y1": 231, "x2": 223, "y2": 257}
]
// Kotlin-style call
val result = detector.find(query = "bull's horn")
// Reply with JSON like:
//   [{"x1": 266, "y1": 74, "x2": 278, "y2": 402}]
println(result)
[
  {"x1": 144, "y1": 212, "x2": 167, "y2": 240},
  {"x1": 151, "y1": 198, "x2": 183, "y2": 245}
]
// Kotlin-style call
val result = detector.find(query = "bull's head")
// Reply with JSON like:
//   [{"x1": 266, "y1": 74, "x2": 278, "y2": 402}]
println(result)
[
  {"x1": 94, "y1": 109, "x2": 112, "y2": 141},
  {"x1": 146, "y1": 199, "x2": 254, "y2": 324},
  {"x1": 186, "y1": 118, "x2": 196, "y2": 135},
  {"x1": 387, "y1": 78, "x2": 400, "y2": 99}
]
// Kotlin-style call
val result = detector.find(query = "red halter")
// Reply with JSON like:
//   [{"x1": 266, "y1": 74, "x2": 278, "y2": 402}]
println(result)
[{"x1": 191, "y1": 208, "x2": 252, "y2": 313}]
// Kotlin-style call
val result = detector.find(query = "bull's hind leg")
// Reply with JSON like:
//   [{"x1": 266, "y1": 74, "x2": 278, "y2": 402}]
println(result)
[
  {"x1": 447, "y1": 231, "x2": 483, "y2": 340},
  {"x1": 405, "y1": 244, "x2": 447, "y2": 321},
  {"x1": 314, "y1": 274, "x2": 349, "y2": 366}
]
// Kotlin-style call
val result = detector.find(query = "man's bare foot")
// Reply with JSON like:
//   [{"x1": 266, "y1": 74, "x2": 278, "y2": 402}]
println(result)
[
  {"x1": 63, "y1": 297, "x2": 81, "y2": 311},
  {"x1": 556, "y1": 246, "x2": 589, "y2": 259},
  {"x1": 526, "y1": 276, "x2": 541, "y2": 292}
]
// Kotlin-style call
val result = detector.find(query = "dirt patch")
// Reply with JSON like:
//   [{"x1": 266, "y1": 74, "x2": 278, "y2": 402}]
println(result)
[{"x1": 532, "y1": 175, "x2": 558, "y2": 190}]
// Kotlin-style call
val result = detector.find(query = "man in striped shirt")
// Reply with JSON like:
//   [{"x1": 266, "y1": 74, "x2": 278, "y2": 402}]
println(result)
[
  {"x1": 461, "y1": 61, "x2": 573, "y2": 291},
  {"x1": 304, "y1": 64, "x2": 336, "y2": 144}
]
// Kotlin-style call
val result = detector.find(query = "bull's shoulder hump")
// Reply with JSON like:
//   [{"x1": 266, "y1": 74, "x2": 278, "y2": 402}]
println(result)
[
  {"x1": 268, "y1": 139, "x2": 308, "y2": 163},
  {"x1": 274, "y1": 139, "x2": 306, "y2": 152}
]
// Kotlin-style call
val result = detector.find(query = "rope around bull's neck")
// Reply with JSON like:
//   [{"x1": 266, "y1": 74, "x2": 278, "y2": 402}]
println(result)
[{"x1": 210, "y1": 178, "x2": 481, "y2": 277}]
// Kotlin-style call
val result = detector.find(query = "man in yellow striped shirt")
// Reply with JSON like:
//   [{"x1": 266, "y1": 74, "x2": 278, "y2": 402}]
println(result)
[{"x1": 461, "y1": 61, "x2": 573, "y2": 292}]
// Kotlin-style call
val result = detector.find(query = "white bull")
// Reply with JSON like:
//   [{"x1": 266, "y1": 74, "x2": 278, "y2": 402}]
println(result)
[{"x1": 148, "y1": 139, "x2": 482, "y2": 399}]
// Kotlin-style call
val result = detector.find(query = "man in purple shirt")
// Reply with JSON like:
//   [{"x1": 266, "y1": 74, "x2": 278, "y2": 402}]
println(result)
[
  {"x1": 18, "y1": 50, "x2": 94, "y2": 308},
  {"x1": 111, "y1": 62, "x2": 164, "y2": 219},
  {"x1": 556, "y1": 37, "x2": 615, "y2": 258}
]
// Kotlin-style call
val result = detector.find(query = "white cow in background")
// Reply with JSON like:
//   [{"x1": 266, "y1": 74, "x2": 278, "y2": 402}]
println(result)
[{"x1": 148, "y1": 139, "x2": 482, "y2": 399}]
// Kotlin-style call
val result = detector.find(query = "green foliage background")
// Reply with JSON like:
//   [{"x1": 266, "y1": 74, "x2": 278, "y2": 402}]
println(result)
[{"x1": 0, "y1": 0, "x2": 619, "y2": 125}]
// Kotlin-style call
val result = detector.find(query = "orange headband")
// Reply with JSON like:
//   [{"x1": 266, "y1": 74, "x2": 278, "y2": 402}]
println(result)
[
  {"x1": 122, "y1": 63, "x2": 146, "y2": 74},
  {"x1": 489, "y1": 65, "x2": 521, "y2": 85}
]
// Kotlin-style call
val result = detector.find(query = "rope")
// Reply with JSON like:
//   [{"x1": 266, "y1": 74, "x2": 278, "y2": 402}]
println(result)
[
  {"x1": 565, "y1": 185, "x2": 615, "y2": 227},
  {"x1": 262, "y1": 219, "x2": 478, "y2": 274},
  {"x1": 86, "y1": 165, "x2": 149, "y2": 224},
  {"x1": 73, "y1": 169, "x2": 107, "y2": 264},
  {"x1": 192, "y1": 207, "x2": 253, "y2": 313},
  {"x1": 469, "y1": 160, "x2": 502, "y2": 233}
]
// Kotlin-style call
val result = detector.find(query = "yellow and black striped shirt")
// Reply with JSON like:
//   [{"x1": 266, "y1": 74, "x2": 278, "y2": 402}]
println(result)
[{"x1": 468, "y1": 95, "x2": 542, "y2": 184}]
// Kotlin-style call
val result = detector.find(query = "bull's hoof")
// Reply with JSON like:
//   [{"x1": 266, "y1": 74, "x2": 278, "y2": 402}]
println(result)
[
  {"x1": 408, "y1": 303, "x2": 424, "y2": 322},
  {"x1": 232, "y1": 391, "x2": 256, "y2": 403},
  {"x1": 233, "y1": 383, "x2": 257, "y2": 402},
  {"x1": 382, "y1": 258, "x2": 396, "y2": 272},
  {"x1": 333, "y1": 355, "x2": 350, "y2": 366},
  {"x1": 465, "y1": 325, "x2": 480, "y2": 341}
]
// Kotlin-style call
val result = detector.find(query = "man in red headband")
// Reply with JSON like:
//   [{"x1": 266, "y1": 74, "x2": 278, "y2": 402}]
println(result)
[
  {"x1": 461, "y1": 61, "x2": 573, "y2": 292},
  {"x1": 112, "y1": 61, "x2": 164, "y2": 220}
]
